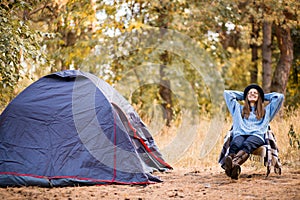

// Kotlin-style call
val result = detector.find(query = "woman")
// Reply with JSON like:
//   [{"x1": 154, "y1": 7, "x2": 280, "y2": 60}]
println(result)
[{"x1": 223, "y1": 84, "x2": 284, "y2": 179}]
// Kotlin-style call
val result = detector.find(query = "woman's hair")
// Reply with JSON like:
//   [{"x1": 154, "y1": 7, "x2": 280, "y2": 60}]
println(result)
[{"x1": 242, "y1": 93, "x2": 265, "y2": 120}]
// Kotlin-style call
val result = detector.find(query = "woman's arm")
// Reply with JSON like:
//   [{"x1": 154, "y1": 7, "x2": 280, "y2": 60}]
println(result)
[
  {"x1": 264, "y1": 92, "x2": 284, "y2": 121},
  {"x1": 223, "y1": 90, "x2": 244, "y2": 115}
]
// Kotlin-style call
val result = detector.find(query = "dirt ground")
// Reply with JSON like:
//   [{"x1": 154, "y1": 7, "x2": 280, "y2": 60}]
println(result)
[{"x1": 0, "y1": 166, "x2": 299, "y2": 200}]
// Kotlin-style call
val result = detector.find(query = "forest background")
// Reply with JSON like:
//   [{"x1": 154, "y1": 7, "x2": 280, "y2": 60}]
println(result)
[
  {"x1": 1, "y1": 0, "x2": 300, "y2": 113},
  {"x1": 0, "y1": 0, "x2": 300, "y2": 165}
]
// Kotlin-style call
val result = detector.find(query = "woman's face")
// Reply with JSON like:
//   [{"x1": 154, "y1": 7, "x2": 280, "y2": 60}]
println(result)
[{"x1": 247, "y1": 88, "x2": 259, "y2": 103}]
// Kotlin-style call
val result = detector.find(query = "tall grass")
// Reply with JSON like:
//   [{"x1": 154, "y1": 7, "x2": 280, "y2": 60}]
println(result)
[{"x1": 151, "y1": 107, "x2": 300, "y2": 170}]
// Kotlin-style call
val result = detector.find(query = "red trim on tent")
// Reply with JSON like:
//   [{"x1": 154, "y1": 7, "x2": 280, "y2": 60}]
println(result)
[
  {"x1": 110, "y1": 102, "x2": 172, "y2": 169},
  {"x1": 127, "y1": 121, "x2": 173, "y2": 169},
  {"x1": 0, "y1": 172, "x2": 155, "y2": 185},
  {"x1": 112, "y1": 110, "x2": 117, "y2": 182},
  {"x1": 0, "y1": 171, "x2": 47, "y2": 179}
]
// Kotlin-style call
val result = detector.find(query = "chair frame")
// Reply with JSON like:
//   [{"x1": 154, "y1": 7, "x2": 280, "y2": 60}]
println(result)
[{"x1": 219, "y1": 126, "x2": 281, "y2": 177}]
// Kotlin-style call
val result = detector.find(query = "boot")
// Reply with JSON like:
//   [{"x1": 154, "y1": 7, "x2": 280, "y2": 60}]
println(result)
[
  {"x1": 231, "y1": 150, "x2": 249, "y2": 180},
  {"x1": 224, "y1": 154, "x2": 235, "y2": 177}
]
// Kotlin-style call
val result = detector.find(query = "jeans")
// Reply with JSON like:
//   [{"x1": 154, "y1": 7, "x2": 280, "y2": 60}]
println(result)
[{"x1": 229, "y1": 135, "x2": 265, "y2": 154}]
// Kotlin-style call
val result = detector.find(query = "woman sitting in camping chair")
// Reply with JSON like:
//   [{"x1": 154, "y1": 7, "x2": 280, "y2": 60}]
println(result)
[{"x1": 220, "y1": 84, "x2": 284, "y2": 180}]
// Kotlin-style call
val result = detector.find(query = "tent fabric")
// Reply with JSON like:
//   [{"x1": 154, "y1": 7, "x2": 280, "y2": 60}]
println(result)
[{"x1": 0, "y1": 70, "x2": 171, "y2": 187}]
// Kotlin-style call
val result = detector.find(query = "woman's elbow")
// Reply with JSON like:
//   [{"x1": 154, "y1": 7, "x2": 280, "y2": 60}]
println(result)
[{"x1": 278, "y1": 93, "x2": 285, "y2": 102}]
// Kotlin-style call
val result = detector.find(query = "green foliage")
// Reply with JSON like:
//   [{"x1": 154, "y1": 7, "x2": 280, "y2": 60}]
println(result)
[
  {"x1": 286, "y1": 26, "x2": 300, "y2": 108},
  {"x1": 286, "y1": 61, "x2": 300, "y2": 108},
  {"x1": 1, "y1": 0, "x2": 300, "y2": 115},
  {"x1": 38, "y1": 0, "x2": 98, "y2": 71},
  {"x1": 0, "y1": 1, "x2": 45, "y2": 89}
]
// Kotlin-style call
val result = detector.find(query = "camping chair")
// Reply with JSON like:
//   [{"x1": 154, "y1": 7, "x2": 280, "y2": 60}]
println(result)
[{"x1": 218, "y1": 126, "x2": 282, "y2": 177}]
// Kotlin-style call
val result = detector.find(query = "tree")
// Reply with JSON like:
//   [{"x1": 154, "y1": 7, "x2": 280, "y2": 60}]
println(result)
[
  {"x1": 19, "y1": 0, "x2": 98, "y2": 72},
  {"x1": 0, "y1": 1, "x2": 46, "y2": 88},
  {"x1": 250, "y1": 14, "x2": 260, "y2": 84},
  {"x1": 2, "y1": 0, "x2": 300, "y2": 113},
  {"x1": 246, "y1": 0, "x2": 298, "y2": 94},
  {"x1": 151, "y1": 1, "x2": 174, "y2": 126},
  {"x1": 286, "y1": 26, "x2": 300, "y2": 107},
  {"x1": 271, "y1": 23, "x2": 294, "y2": 94},
  {"x1": 0, "y1": 0, "x2": 47, "y2": 109},
  {"x1": 207, "y1": 0, "x2": 300, "y2": 96},
  {"x1": 262, "y1": 20, "x2": 272, "y2": 93}
]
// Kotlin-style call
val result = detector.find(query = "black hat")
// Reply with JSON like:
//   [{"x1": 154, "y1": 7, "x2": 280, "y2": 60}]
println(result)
[{"x1": 243, "y1": 84, "x2": 264, "y2": 102}]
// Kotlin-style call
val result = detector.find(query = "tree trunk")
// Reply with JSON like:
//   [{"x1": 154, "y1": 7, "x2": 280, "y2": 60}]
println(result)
[
  {"x1": 262, "y1": 20, "x2": 273, "y2": 93},
  {"x1": 271, "y1": 23, "x2": 293, "y2": 94},
  {"x1": 156, "y1": 4, "x2": 173, "y2": 126},
  {"x1": 159, "y1": 50, "x2": 173, "y2": 126},
  {"x1": 250, "y1": 16, "x2": 260, "y2": 83}
]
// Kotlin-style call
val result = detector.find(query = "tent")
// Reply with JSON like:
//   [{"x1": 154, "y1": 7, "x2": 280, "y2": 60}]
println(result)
[{"x1": 0, "y1": 70, "x2": 172, "y2": 187}]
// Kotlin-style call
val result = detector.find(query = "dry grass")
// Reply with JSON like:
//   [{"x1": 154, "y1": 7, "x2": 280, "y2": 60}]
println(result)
[{"x1": 151, "y1": 107, "x2": 300, "y2": 169}]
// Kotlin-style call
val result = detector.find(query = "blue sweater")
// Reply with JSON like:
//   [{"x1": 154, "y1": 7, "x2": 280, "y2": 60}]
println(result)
[{"x1": 224, "y1": 90, "x2": 284, "y2": 143}]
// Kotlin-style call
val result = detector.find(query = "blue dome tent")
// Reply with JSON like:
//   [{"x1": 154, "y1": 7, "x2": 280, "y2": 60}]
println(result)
[{"x1": 0, "y1": 70, "x2": 171, "y2": 187}]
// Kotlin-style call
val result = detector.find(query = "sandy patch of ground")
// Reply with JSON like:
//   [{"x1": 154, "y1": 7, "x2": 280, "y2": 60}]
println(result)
[{"x1": 0, "y1": 166, "x2": 299, "y2": 200}]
